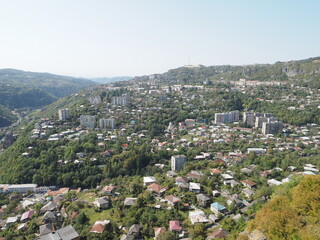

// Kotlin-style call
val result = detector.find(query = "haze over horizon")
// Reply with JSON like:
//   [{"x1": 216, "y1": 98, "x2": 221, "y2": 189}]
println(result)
[{"x1": 0, "y1": 0, "x2": 319, "y2": 78}]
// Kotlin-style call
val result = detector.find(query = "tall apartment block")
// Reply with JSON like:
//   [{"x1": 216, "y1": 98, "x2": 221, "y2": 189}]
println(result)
[
  {"x1": 171, "y1": 155, "x2": 186, "y2": 172},
  {"x1": 58, "y1": 109, "x2": 70, "y2": 121},
  {"x1": 80, "y1": 115, "x2": 96, "y2": 129},
  {"x1": 243, "y1": 112, "x2": 274, "y2": 127},
  {"x1": 88, "y1": 96, "x2": 102, "y2": 105},
  {"x1": 99, "y1": 117, "x2": 116, "y2": 129},
  {"x1": 262, "y1": 121, "x2": 283, "y2": 135},
  {"x1": 214, "y1": 111, "x2": 239, "y2": 124},
  {"x1": 111, "y1": 94, "x2": 130, "y2": 106}
]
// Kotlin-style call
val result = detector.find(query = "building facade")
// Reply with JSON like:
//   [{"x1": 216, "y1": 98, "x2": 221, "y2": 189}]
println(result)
[
  {"x1": 88, "y1": 96, "x2": 102, "y2": 105},
  {"x1": 58, "y1": 109, "x2": 70, "y2": 121},
  {"x1": 171, "y1": 155, "x2": 186, "y2": 172},
  {"x1": 99, "y1": 117, "x2": 116, "y2": 129},
  {"x1": 80, "y1": 115, "x2": 96, "y2": 129},
  {"x1": 262, "y1": 121, "x2": 283, "y2": 135},
  {"x1": 111, "y1": 94, "x2": 130, "y2": 106},
  {"x1": 243, "y1": 112, "x2": 274, "y2": 127},
  {"x1": 214, "y1": 111, "x2": 239, "y2": 124}
]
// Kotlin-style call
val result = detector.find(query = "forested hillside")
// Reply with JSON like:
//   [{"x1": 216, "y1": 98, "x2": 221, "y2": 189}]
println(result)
[
  {"x1": 0, "y1": 69, "x2": 96, "y2": 98},
  {"x1": 0, "y1": 85, "x2": 56, "y2": 109},
  {"x1": 1, "y1": 63, "x2": 320, "y2": 239},
  {"x1": 0, "y1": 69, "x2": 97, "y2": 127},
  {"x1": 0, "y1": 105, "x2": 17, "y2": 128},
  {"x1": 131, "y1": 57, "x2": 320, "y2": 85},
  {"x1": 244, "y1": 175, "x2": 320, "y2": 240}
]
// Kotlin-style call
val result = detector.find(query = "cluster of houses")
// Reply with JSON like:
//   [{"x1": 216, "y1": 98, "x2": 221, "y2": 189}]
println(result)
[{"x1": 3, "y1": 81, "x2": 320, "y2": 239}]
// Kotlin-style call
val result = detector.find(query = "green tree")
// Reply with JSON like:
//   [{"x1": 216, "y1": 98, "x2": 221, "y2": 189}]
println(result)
[{"x1": 76, "y1": 212, "x2": 89, "y2": 225}]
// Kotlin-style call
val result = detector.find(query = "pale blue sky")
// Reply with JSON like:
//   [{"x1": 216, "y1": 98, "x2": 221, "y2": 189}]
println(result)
[{"x1": 0, "y1": 0, "x2": 319, "y2": 77}]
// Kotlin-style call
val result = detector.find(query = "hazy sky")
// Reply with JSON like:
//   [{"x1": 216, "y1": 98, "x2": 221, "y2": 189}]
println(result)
[{"x1": 0, "y1": 0, "x2": 319, "y2": 78}]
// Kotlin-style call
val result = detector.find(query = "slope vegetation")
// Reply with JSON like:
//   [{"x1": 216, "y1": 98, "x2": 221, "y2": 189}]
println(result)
[
  {"x1": 247, "y1": 175, "x2": 320, "y2": 240},
  {"x1": 0, "y1": 68, "x2": 96, "y2": 98},
  {"x1": 131, "y1": 56, "x2": 320, "y2": 85}
]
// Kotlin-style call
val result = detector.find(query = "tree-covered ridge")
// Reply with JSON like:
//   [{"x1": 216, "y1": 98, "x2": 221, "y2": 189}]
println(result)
[
  {"x1": 130, "y1": 56, "x2": 320, "y2": 85},
  {"x1": 0, "y1": 105, "x2": 17, "y2": 128},
  {"x1": 0, "y1": 68, "x2": 96, "y2": 98},
  {"x1": 1, "y1": 63, "x2": 320, "y2": 239},
  {"x1": 0, "y1": 85, "x2": 56, "y2": 127},
  {"x1": 0, "y1": 69, "x2": 97, "y2": 127},
  {"x1": 0, "y1": 85, "x2": 56, "y2": 109},
  {"x1": 247, "y1": 175, "x2": 320, "y2": 240}
]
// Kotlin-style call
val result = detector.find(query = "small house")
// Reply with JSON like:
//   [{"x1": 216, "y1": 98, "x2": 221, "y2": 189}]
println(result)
[
  {"x1": 196, "y1": 194, "x2": 210, "y2": 207},
  {"x1": 189, "y1": 182, "x2": 201, "y2": 193},
  {"x1": 169, "y1": 221, "x2": 182, "y2": 232},
  {"x1": 211, "y1": 202, "x2": 227, "y2": 215},
  {"x1": 94, "y1": 197, "x2": 110, "y2": 209}
]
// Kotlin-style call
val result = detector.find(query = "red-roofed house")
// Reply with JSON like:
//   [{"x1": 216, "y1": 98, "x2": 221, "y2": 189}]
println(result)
[
  {"x1": 147, "y1": 183, "x2": 167, "y2": 196},
  {"x1": 90, "y1": 224, "x2": 105, "y2": 234},
  {"x1": 122, "y1": 144, "x2": 129, "y2": 150},
  {"x1": 210, "y1": 169, "x2": 222, "y2": 175},
  {"x1": 102, "y1": 185, "x2": 117, "y2": 195},
  {"x1": 169, "y1": 221, "x2": 182, "y2": 232},
  {"x1": 215, "y1": 159, "x2": 226, "y2": 165},
  {"x1": 241, "y1": 179, "x2": 257, "y2": 189},
  {"x1": 260, "y1": 170, "x2": 271, "y2": 178},
  {"x1": 21, "y1": 210, "x2": 34, "y2": 222},
  {"x1": 89, "y1": 220, "x2": 110, "y2": 234},
  {"x1": 165, "y1": 195, "x2": 181, "y2": 205}
]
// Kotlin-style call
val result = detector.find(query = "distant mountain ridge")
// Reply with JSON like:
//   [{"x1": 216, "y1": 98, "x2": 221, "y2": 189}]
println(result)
[
  {"x1": 90, "y1": 76, "x2": 132, "y2": 84},
  {"x1": 130, "y1": 56, "x2": 320, "y2": 85},
  {"x1": 0, "y1": 69, "x2": 97, "y2": 127},
  {"x1": 0, "y1": 68, "x2": 97, "y2": 98}
]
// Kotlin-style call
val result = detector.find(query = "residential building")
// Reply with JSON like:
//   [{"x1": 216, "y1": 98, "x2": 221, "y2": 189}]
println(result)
[
  {"x1": 171, "y1": 155, "x2": 186, "y2": 172},
  {"x1": 21, "y1": 210, "x2": 34, "y2": 222},
  {"x1": 189, "y1": 209, "x2": 209, "y2": 225},
  {"x1": 147, "y1": 183, "x2": 167, "y2": 196},
  {"x1": 111, "y1": 94, "x2": 130, "y2": 106},
  {"x1": 42, "y1": 211, "x2": 57, "y2": 224},
  {"x1": 255, "y1": 116, "x2": 269, "y2": 128},
  {"x1": 143, "y1": 176, "x2": 157, "y2": 186},
  {"x1": 101, "y1": 185, "x2": 117, "y2": 195},
  {"x1": 241, "y1": 179, "x2": 257, "y2": 189},
  {"x1": 243, "y1": 112, "x2": 263, "y2": 127},
  {"x1": 88, "y1": 95, "x2": 102, "y2": 105},
  {"x1": 124, "y1": 198, "x2": 137, "y2": 207},
  {"x1": 185, "y1": 119, "x2": 196, "y2": 127},
  {"x1": 189, "y1": 182, "x2": 201, "y2": 193},
  {"x1": 214, "y1": 111, "x2": 239, "y2": 124},
  {"x1": 89, "y1": 220, "x2": 110, "y2": 234},
  {"x1": 262, "y1": 121, "x2": 283, "y2": 135},
  {"x1": 211, "y1": 202, "x2": 227, "y2": 215},
  {"x1": 40, "y1": 202, "x2": 57, "y2": 213},
  {"x1": 196, "y1": 193, "x2": 211, "y2": 207},
  {"x1": 36, "y1": 225, "x2": 80, "y2": 240},
  {"x1": 5, "y1": 184, "x2": 37, "y2": 193},
  {"x1": 99, "y1": 117, "x2": 116, "y2": 129},
  {"x1": 247, "y1": 148, "x2": 266, "y2": 154},
  {"x1": 58, "y1": 109, "x2": 70, "y2": 121},
  {"x1": 94, "y1": 197, "x2": 110, "y2": 209},
  {"x1": 243, "y1": 112, "x2": 274, "y2": 127},
  {"x1": 242, "y1": 188, "x2": 255, "y2": 198},
  {"x1": 165, "y1": 195, "x2": 181, "y2": 205},
  {"x1": 169, "y1": 221, "x2": 182, "y2": 232},
  {"x1": 39, "y1": 223, "x2": 54, "y2": 236},
  {"x1": 80, "y1": 115, "x2": 96, "y2": 129}
]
